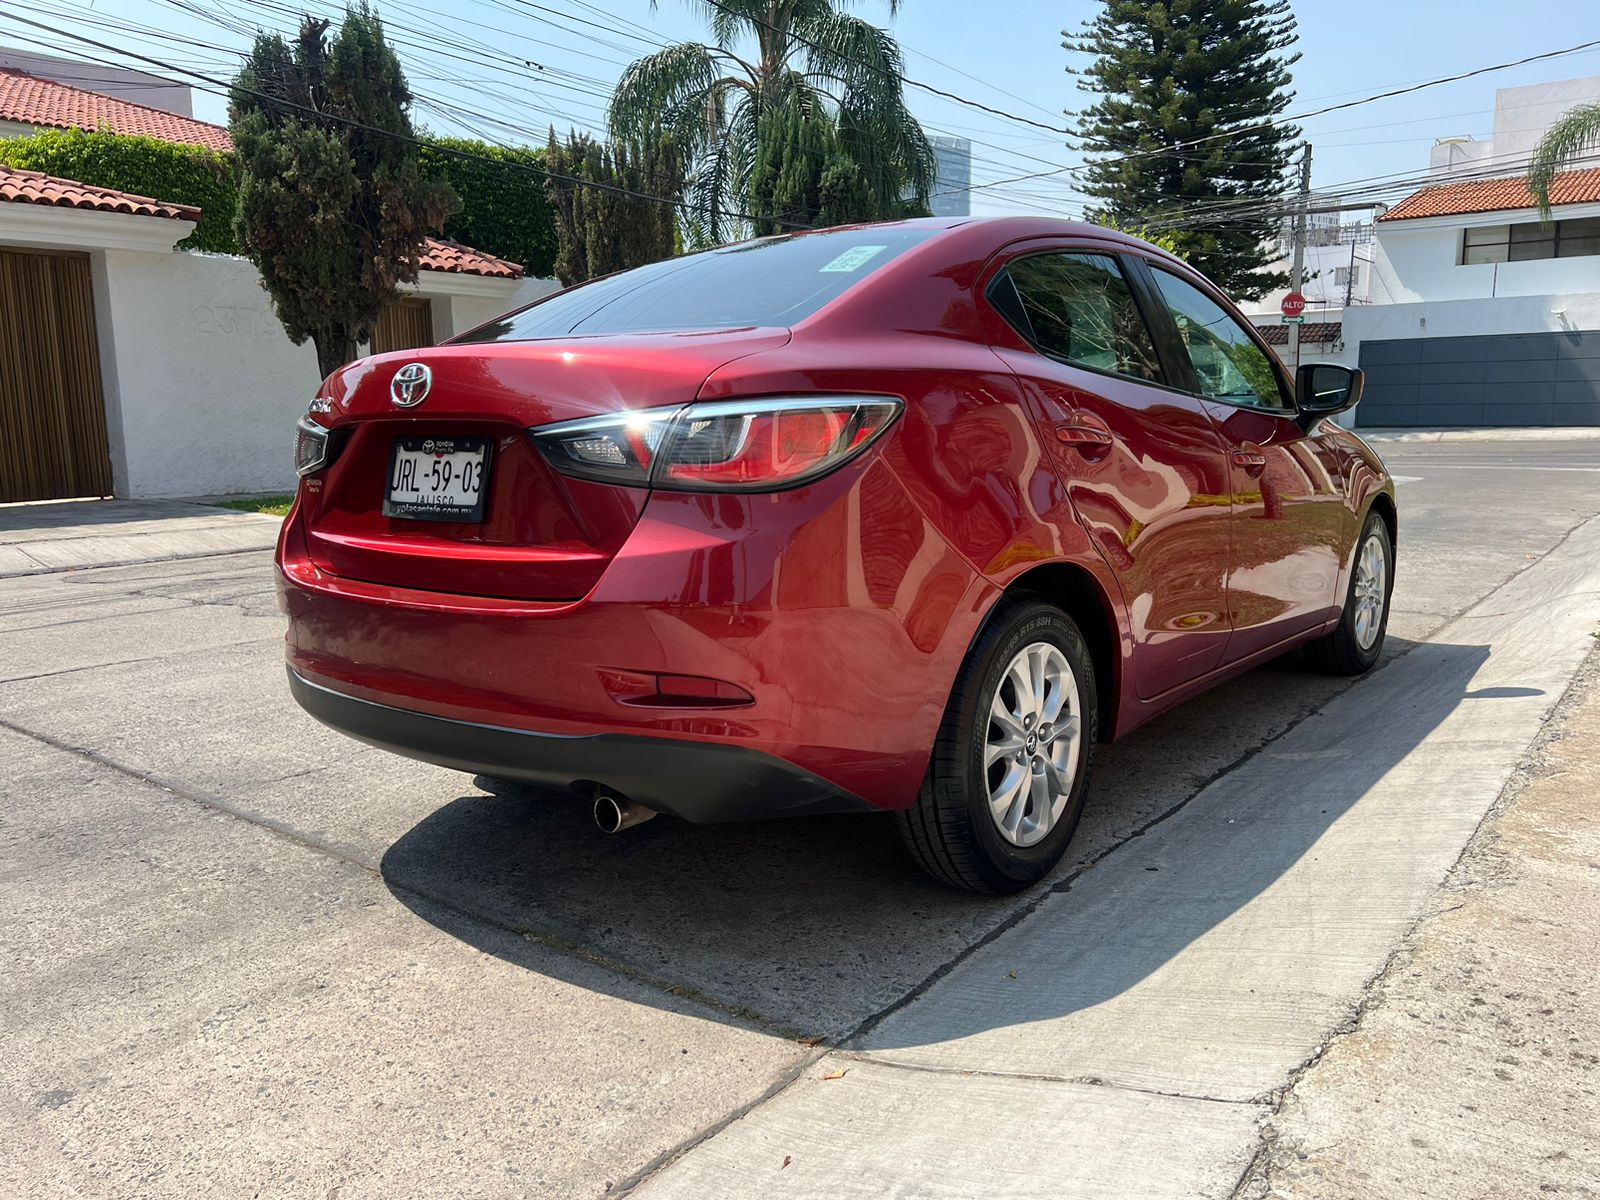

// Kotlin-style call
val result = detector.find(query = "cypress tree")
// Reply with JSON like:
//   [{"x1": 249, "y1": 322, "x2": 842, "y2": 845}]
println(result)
[
  {"x1": 543, "y1": 131, "x2": 682, "y2": 287},
  {"x1": 229, "y1": 6, "x2": 456, "y2": 378},
  {"x1": 1064, "y1": 0, "x2": 1301, "y2": 298}
]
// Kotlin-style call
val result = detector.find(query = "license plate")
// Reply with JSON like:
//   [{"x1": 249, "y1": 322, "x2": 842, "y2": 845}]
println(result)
[{"x1": 384, "y1": 436, "x2": 491, "y2": 522}]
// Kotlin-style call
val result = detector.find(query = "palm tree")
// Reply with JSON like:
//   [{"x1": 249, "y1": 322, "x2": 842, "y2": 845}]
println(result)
[
  {"x1": 1527, "y1": 101, "x2": 1600, "y2": 218},
  {"x1": 609, "y1": 1, "x2": 935, "y2": 245}
]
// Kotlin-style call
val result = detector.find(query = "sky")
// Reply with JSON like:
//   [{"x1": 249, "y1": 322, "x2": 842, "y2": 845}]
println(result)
[{"x1": 4, "y1": 0, "x2": 1598, "y2": 221}]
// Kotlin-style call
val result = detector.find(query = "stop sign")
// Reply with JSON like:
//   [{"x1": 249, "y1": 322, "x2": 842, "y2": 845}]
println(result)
[{"x1": 1281, "y1": 292, "x2": 1307, "y2": 318}]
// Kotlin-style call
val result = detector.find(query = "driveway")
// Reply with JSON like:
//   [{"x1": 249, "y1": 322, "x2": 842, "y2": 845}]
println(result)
[{"x1": 3, "y1": 439, "x2": 1599, "y2": 1197}]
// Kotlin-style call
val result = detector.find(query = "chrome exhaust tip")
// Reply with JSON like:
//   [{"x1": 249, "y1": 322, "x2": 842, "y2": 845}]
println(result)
[{"x1": 593, "y1": 790, "x2": 656, "y2": 834}]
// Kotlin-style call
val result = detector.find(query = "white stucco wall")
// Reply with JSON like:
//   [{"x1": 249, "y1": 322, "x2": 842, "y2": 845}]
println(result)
[
  {"x1": 1342, "y1": 292, "x2": 1600, "y2": 348},
  {"x1": 1372, "y1": 201, "x2": 1600, "y2": 304},
  {"x1": 91, "y1": 250, "x2": 555, "y2": 498},
  {"x1": 1490, "y1": 76, "x2": 1600, "y2": 164}
]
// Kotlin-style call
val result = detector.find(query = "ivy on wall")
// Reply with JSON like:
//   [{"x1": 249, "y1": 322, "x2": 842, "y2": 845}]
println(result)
[
  {"x1": 0, "y1": 127, "x2": 557, "y2": 274},
  {"x1": 417, "y1": 137, "x2": 558, "y2": 278},
  {"x1": 0, "y1": 128, "x2": 239, "y2": 253}
]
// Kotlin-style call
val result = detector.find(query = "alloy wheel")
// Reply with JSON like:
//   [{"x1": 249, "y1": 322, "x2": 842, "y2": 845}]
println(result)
[
  {"x1": 985, "y1": 641, "x2": 1081, "y2": 848},
  {"x1": 1352, "y1": 529, "x2": 1388, "y2": 650}
]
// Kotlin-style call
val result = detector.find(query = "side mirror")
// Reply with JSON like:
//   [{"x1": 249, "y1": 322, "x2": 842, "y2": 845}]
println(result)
[{"x1": 1296, "y1": 363, "x2": 1364, "y2": 421}]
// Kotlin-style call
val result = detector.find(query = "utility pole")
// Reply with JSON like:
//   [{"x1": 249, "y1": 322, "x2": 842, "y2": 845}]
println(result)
[{"x1": 1288, "y1": 143, "x2": 1312, "y2": 375}]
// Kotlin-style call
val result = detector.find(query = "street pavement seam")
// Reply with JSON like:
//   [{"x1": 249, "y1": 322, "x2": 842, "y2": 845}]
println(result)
[
  {"x1": 1, "y1": 645, "x2": 276, "y2": 687},
  {"x1": 0, "y1": 544, "x2": 271, "y2": 580},
  {"x1": 0, "y1": 707, "x2": 809, "y2": 1043},
  {"x1": 827, "y1": 1051, "x2": 1260, "y2": 1107}
]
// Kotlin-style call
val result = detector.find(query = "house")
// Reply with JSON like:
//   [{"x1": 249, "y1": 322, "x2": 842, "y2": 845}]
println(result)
[
  {"x1": 0, "y1": 64, "x2": 555, "y2": 502},
  {"x1": 1345, "y1": 166, "x2": 1600, "y2": 427},
  {"x1": 1242, "y1": 228, "x2": 1376, "y2": 375},
  {"x1": 1337, "y1": 75, "x2": 1600, "y2": 428}
]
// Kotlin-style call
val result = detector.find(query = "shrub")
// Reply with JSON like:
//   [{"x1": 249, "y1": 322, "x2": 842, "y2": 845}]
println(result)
[{"x1": 419, "y1": 137, "x2": 558, "y2": 277}]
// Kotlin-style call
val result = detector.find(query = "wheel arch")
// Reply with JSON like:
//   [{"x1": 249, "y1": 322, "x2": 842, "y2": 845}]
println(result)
[
  {"x1": 1366, "y1": 489, "x2": 1398, "y2": 550},
  {"x1": 991, "y1": 561, "x2": 1122, "y2": 743}
]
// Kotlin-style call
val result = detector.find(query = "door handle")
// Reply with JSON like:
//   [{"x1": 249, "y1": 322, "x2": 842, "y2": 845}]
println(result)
[
  {"x1": 1230, "y1": 447, "x2": 1268, "y2": 476},
  {"x1": 1055, "y1": 423, "x2": 1115, "y2": 456}
]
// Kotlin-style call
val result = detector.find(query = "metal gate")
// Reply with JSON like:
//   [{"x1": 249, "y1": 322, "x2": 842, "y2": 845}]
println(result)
[
  {"x1": 0, "y1": 248, "x2": 113, "y2": 502},
  {"x1": 1357, "y1": 331, "x2": 1600, "y2": 427},
  {"x1": 372, "y1": 297, "x2": 434, "y2": 356}
]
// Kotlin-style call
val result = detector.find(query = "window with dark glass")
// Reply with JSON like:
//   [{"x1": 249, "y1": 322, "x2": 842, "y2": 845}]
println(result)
[
  {"x1": 998, "y1": 253, "x2": 1162, "y2": 383},
  {"x1": 1460, "y1": 217, "x2": 1600, "y2": 265},
  {"x1": 1149, "y1": 269, "x2": 1291, "y2": 412},
  {"x1": 452, "y1": 225, "x2": 940, "y2": 342}
]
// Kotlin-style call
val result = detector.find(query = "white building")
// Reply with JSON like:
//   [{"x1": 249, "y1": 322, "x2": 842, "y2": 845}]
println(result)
[
  {"x1": 1429, "y1": 76, "x2": 1600, "y2": 178},
  {"x1": 1346, "y1": 165, "x2": 1600, "y2": 428},
  {"x1": 0, "y1": 64, "x2": 554, "y2": 502},
  {"x1": 929, "y1": 136, "x2": 972, "y2": 218},
  {"x1": 1315, "y1": 75, "x2": 1600, "y2": 429},
  {"x1": 1244, "y1": 217, "x2": 1378, "y2": 375}
]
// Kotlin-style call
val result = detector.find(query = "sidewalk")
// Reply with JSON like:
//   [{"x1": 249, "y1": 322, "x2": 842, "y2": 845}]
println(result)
[
  {"x1": 624, "y1": 514, "x2": 1600, "y2": 1198},
  {"x1": 1240, "y1": 648, "x2": 1600, "y2": 1199},
  {"x1": 0, "y1": 500, "x2": 281, "y2": 578},
  {"x1": 1358, "y1": 427, "x2": 1600, "y2": 443}
]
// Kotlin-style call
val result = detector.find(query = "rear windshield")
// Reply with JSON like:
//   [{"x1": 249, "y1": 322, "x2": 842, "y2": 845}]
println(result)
[{"x1": 453, "y1": 225, "x2": 942, "y2": 342}]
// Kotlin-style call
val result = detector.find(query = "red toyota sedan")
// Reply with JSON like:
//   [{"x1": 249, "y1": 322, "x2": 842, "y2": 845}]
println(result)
[{"x1": 277, "y1": 218, "x2": 1395, "y2": 893}]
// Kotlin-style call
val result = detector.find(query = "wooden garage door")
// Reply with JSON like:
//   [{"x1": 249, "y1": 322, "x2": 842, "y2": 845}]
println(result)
[
  {"x1": 0, "y1": 248, "x2": 112, "y2": 502},
  {"x1": 372, "y1": 297, "x2": 434, "y2": 356}
]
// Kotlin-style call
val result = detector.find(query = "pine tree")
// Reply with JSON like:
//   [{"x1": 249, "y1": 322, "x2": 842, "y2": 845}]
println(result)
[
  {"x1": 229, "y1": 6, "x2": 456, "y2": 378},
  {"x1": 1065, "y1": 0, "x2": 1300, "y2": 298}
]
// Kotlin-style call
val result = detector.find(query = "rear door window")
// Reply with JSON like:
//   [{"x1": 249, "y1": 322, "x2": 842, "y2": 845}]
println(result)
[
  {"x1": 454, "y1": 225, "x2": 940, "y2": 342},
  {"x1": 993, "y1": 252, "x2": 1164, "y2": 384}
]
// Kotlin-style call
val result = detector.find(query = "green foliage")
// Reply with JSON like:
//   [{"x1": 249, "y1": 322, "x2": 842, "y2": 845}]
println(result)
[
  {"x1": 0, "y1": 127, "x2": 238, "y2": 253},
  {"x1": 609, "y1": 0, "x2": 934, "y2": 246},
  {"x1": 1086, "y1": 212, "x2": 1186, "y2": 258},
  {"x1": 748, "y1": 102, "x2": 926, "y2": 235},
  {"x1": 417, "y1": 137, "x2": 558, "y2": 277},
  {"x1": 229, "y1": 5, "x2": 457, "y2": 378},
  {"x1": 543, "y1": 130, "x2": 683, "y2": 287},
  {"x1": 1528, "y1": 102, "x2": 1600, "y2": 219},
  {"x1": 1066, "y1": 0, "x2": 1301, "y2": 298}
]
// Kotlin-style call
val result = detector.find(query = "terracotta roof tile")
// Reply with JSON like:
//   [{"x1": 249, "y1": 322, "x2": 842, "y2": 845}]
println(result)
[
  {"x1": 2, "y1": 69, "x2": 523, "y2": 275},
  {"x1": 1380, "y1": 166, "x2": 1600, "y2": 222},
  {"x1": 0, "y1": 164, "x2": 200, "y2": 221},
  {"x1": 1257, "y1": 320, "x2": 1341, "y2": 346},
  {"x1": 0, "y1": 68, "x2": 233, "y2": 152},
  {"x1": 419, "y1": 238, "x2": 523, "y2": 279}
]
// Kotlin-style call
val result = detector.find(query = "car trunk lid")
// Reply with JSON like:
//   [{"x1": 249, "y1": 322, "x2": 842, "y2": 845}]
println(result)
[{"x1": 302, "y1": 329, "x2": 789, "y2": 601}]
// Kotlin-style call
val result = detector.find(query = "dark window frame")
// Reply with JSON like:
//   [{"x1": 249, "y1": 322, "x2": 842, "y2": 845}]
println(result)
[
  {"x1": 1458, "y1": 216, "x2": 1600, "y2": 265},
  {"x1": 984, "y1": 249, "x2": 1173, "y2": 390},
  {"x1": 1127, "y1": 257, "x2": 1298, "y2": 415}
]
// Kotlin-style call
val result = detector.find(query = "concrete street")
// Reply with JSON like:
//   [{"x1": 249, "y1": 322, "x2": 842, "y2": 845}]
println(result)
[{"x1": 3, "y1": 437, "x2": 1599, "y2": 1198}]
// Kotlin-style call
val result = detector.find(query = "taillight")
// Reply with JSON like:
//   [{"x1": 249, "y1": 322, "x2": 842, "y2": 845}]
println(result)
[
  {"x1": 294, "y1": 416, "x2": 332, "y2": 476},
  {"x1": 531, "y1": 397, "x2": 901, "y2": 492}
]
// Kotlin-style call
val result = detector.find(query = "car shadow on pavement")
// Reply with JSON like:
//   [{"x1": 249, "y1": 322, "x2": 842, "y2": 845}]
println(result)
[{"x1": 378, "y1": 635, "x2": 1491, "y2": 1041}]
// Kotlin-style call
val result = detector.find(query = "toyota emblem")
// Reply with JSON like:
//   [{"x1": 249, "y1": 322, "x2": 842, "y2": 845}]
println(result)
[{"x1": 390, "y1": 362, "x2": 432, "y2": 407}]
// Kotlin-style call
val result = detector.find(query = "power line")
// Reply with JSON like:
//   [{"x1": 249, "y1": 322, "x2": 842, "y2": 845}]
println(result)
[{"x1": 0, "y1": 10, "x2": 813, "y2": 232}]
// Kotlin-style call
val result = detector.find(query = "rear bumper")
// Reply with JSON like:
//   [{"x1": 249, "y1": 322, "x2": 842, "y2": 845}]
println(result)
[{"x1": 288, "y1": 667, "x2": 873, "y2": 823}]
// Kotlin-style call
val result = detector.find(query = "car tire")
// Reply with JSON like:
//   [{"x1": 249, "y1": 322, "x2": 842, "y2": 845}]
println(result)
[
  {"x1": 1305, "y1": 510, "x2": 1393, "y2": 676},
  {"x1": 897, "y1": 599, "x2": 1098, "y2": 894}
]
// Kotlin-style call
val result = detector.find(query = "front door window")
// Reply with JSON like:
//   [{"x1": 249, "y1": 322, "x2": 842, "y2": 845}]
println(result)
[{"x1": 1148, "y1": 269, "x2": 1290, "y2": 412}]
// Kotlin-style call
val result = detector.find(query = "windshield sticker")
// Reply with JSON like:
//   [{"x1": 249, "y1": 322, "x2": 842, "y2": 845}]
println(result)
[{"x1": 819, "y1": 245, "x2": 888, "y2": 273}]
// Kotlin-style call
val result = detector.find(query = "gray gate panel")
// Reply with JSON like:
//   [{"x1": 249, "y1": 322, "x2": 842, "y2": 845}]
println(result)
[{"x1": 1358, "y1": 332, "x2": 1599, "y2": 427}]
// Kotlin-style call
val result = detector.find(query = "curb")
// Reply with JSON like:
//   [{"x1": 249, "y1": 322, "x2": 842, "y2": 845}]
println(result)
[{"x1": 1356, "y1": 427, "x2": 1600, "y2": 444}]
